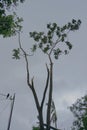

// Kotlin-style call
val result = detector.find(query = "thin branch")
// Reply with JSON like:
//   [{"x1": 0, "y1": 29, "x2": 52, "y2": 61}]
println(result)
[
  {"x1": 49, "y1": 28, "x2": 71, "y2": 56},
  {"x1": 49, "y1": 38, "x2": 61, "y2": 56},
  {"x1": 18, "y1": 32, "x2": 33, "y2": 56},
  {"x1": 18, "y1": 32, "x2": 30, "y2": 86},
  {"x1": 18, "y1": 32, "x2": 25, "y2": 54},
  {"x1": 18, "y1": 32, "x2": 40, "y2": 112},
  {"x1": 41, "y1": 64, "x2": 49, "y2": 109}
]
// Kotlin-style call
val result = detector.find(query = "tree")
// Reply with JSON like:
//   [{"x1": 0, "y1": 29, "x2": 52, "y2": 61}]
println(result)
[
  {"x1": 0, "y1": 0, "x2": 24, "y2": 37},
  {"x1": 70, "y1": 94, "x2": 87, "y2": 130},
  {"x1": 13, "y1": 19, "x2": 81, "y2": 130}
]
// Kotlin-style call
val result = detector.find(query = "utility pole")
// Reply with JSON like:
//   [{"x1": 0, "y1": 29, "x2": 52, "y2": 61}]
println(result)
[{"x1": 7, "y1": 94, "x2": 15, "y2": 130}]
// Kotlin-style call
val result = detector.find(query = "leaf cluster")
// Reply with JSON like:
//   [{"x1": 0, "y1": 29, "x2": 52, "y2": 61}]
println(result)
[
  {"x1": 0, "y1": 0, "x2": 25, "y2": 9},
  {"x1": 70, "y1": 95, "x2": 87, "y2": 130},
  {"x1": 0, "y1": 13, "x2": 23, "y2": 37},
  {"x1": 12, "y1": 48, "x2": 20, "y2": 59},
  {"x1": 0, "y1": 0, "x2": 24, "y2": 37},
  {"x1": 29, "y1": 19, "x2": 81, "y2": 60},
  {"x1": 32, "y1": 126, "x2": 40, "y2": 130}
]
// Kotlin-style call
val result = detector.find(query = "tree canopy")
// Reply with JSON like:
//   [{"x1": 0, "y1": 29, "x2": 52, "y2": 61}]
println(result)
[
  {"x1": 29, "y1": 19, "x2": 81, "y2": 59},
  {"x1": 70, "y1": 95, "x2": 87, "y2": 130},
  {"x1": 0, "y1": 0, "x2": 24, "y2": 37}
]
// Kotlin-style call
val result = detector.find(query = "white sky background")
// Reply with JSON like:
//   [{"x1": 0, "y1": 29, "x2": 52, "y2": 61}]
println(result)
[{"x1": 0, "y1": 0, "x2": 87, "y2": 130}]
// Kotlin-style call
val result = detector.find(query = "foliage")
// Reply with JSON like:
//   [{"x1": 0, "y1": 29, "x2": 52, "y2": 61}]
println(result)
[
  {"x1": 32, "y1": 126, "x2": 40, "y2": 130},
  {"x1": 29, "y1": 19, "x2": 81, "y2": 59},
  {"x1": 0, "y1": 13, "x2": 23, "y2": 37},
  {"x1": 12, "y1": 48, "x2": 20, "y2": 59},
  {"x1": 70, "y1": 95, "x2": 87, "y2": 130},
  {"x1": 0, "y1": 0, "x2": 24, "y2": 10},
  {"x1": 0, "y1": 0, "x2": 24, "y2": 37}
]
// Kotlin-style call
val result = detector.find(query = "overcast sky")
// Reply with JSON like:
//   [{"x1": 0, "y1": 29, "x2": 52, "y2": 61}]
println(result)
[{"x1": 0, "y1": 0, "x2": 87, "y2": 130}]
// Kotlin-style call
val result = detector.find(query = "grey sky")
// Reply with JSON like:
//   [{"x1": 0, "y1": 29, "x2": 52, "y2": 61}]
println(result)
[{"x1": 0, "y1": 0, "x2": 87, "y2": 130}]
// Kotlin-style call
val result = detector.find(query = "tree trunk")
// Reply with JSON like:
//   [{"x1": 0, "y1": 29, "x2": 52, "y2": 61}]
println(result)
[
  {"x1": 39, "y1": 109, "x2": 44, "y2": 130},
  {"x1": 46, "y1": 61, "x2": 53, "y2": 130}
]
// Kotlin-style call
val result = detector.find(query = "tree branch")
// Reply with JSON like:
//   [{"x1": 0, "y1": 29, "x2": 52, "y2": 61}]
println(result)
[
  {"x1": 49, "y1": 38, "x2": 61, "y2": 56},
  {"x1": 18, "y1": 32, "x2": 31, "y2": 86},
  {"x1": 41, "y1": 64, "x2": 49, "y2": 109},
  {"x1": 18, "y1": 32, "x2": 40, "y2": 111},
  {"x1": 30, "y1": 78, "x2": 40, "y2": 111}
]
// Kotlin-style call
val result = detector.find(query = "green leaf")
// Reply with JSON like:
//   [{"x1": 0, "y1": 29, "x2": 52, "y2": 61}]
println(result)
[
  {"x1": 53, "y1": 48, "x2": 62, "y2": 59},
  {"x1": 67, "y1": 22, "x2": 72, "y2": 29},
  {"x1": 61, "y1": 25, "x2": 67, "y2": 32},
  {"x1": 0, "y1": 2, "x2": 3, "y2": 8},
  {"x1": 34, "y1": 36, "x2": 40, "y2": 42},
  {"x1": 48, "y1": 30, "x2": 52, "y2": 36},
  {"x1": 57, "y1": 26, "x2": 60, "y2": 31},
  {"x1": 39, "y1": 42, "x2": 43, "y2": 48},
  {"x1": 12, "y1": 48, "x2": 20, "y2": 59},
  {"x1": 62, "y1": 33, "x2": 67, "y2": 37},
  {"x1": 72, "y1": 19, "x2": 76, "y2": 24},
  {"x1": 61, "y1": 36, "x2": 65, "y2": 42},
  {"x1": 52, "y1": 23, "x2": 57, "y2": 30},
  {"x1": 41, "y1": 35, "x2": 47, "y2": 44},
  {"x1": 31, "y1": 44, "x2": 37, "y2": 52},
  {"x1": 53, "y1": 23, "x2": 57, "y2": 28},
  {"x1": 56, "y1": 30, "x2": 61, "y2": 37},
  {"x1": 47, "y1": 23, "x2": 51, "y2": 29},
  {"x1": 43, "y1": 45, "x2": 49, "y2": 53},
  {"x1": 29, "y1": 32, "x2": 33, "y2": 37},
  {"x1": 65, "y1": 41, "x2": 72, "y2": 50},
  {"x1": 39, "y1": 32, "x2": 44, "y2": 36},
  {"x1": 33, "y1": 126, "x2": 39, "y2": 130},
  {"x1": 64, "y1": 50, "x2": 68, "y2": 55}
]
